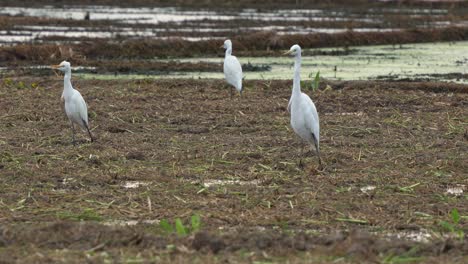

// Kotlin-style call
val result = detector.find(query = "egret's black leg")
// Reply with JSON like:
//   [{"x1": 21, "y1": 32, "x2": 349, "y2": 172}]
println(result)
[
  {"x1": 312, "y1": 134, "x2": 322, "y2": 170},
  {"x1": 83, "y1": 120, "x2": 94, "y2": 143},
  {"x1": 298, "y1": 141, "x2": 305, "y2": 168},
  {"x1": 70, "y1": 122, "x2": 76, "y2": 145}
]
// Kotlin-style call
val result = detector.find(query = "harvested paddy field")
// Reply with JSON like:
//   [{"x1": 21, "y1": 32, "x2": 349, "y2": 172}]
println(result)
[
  {"x1": 1, "y1": 0, "x2": 468, "y2": 263},
  {"x1": 0, "y1": 77, "x2": 467, "y2": 263}
]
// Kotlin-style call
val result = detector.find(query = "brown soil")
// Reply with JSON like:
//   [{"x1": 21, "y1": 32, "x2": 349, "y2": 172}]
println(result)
[
  {"x1": 0, "y1": 223, "x2": 467, "y2": 263},
  {"x1": 0, "y1": 77, "x2": 467, "y2": 262}
]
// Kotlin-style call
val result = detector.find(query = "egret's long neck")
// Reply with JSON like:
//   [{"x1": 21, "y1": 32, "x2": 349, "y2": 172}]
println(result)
[
  {"x1": 63, "y1": 69, "x2": 73, "y2": 97},
  {"x1": 225, "y1": 47, "x2": 232, "y2": 56},
  {"x1": 292, "y1": 53, "x2": 302, "y2": 98}
]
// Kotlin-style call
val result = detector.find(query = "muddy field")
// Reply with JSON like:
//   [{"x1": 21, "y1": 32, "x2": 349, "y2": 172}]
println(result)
[
  {"x1": 0, "y1": 0, "x2": 467, "y2": 263},
  {"x1": 0, "y1": 76, "x2": 467, "y2": 263},
  {"x1": 1, "y1": 0, "x2": 468, "y2": 57},
  {"x1": 2, "y1": 0, "x2": 468, "y2": 8}
]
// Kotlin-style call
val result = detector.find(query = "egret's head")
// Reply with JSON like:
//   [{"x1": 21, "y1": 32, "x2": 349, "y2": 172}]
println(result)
[
  {"x1": 283, "y1": 44, "x2": 301, "y2": 56},
  {"x1": 222, "y1": 39, "x2": 232, "y2": 50},
  {"x1": 51, "y1": 61, "x2": 71, "y2": 72}
]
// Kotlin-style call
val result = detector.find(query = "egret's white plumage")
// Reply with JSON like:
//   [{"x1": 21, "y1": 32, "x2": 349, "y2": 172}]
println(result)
[
  {"x1": 222, "y1": 39, "x2": 243, "y2": 96},
  {"x1": 285, "y1": 44, "x2": 322, "y2": 168},
  {"x1": 52, "y1": 61, "x2": 93, "y2": 144}
]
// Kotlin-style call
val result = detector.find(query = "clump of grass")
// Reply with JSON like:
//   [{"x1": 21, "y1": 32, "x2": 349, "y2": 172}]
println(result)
[
  {"x1": 308, "y1": 71, "x2": 320, "y2": 92},
  {"x1": 56, "y1": 208, "x2": 103, "y2": 221},
  {"x1": 336, "y1": 217, "x2": 368, "y2": 225},
  {"x1": 159, "y1": 214, "x2": 201, "y2": 236},
  {"x1": 397, "y1": 182, "x2": 420, "y2": 193},
  {"x1": 439, "y1": 208, "x2": 464, "y2": 241},
  {"x1": 2, "y1": 77, "x2": 39, "y2": 90},
  {"x1": 382, "y1": 253, "x2": 424, "y2": 264}
]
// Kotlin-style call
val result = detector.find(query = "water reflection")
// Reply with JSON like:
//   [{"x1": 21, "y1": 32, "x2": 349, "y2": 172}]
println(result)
[{"x1": 0, "y1": 5, "x2": 464, "y2": 44}]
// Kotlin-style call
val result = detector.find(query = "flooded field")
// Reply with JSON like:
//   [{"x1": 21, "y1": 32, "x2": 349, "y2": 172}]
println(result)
[
  {"x1": 0, "y1": 0, "x2": 467, "y2": 263},
  {"x1": 0, "y1": 2, "x2": 467, "y2": 44},
  {"x1": 131, "y1": 41, "x2": 468, "y2": 83},
  {"x1": 2, "y1": 41, "x2": 466, "y2": 83}
]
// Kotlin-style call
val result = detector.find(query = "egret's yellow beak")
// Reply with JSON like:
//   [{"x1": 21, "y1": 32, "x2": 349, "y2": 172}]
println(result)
[
  {"x1": 220, "y1": 45, "x2": 224, "y2": 48},
  {"x1": 283, "y1": 50, "x2": 292, "y2": 55}
]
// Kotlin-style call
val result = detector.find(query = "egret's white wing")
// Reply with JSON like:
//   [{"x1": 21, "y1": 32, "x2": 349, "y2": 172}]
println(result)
[
  {"x1": 75, "y1": 90, "x2": 89, "y2": 127},
  {"x1": 223, "y1": 55, "x2": 243, "y2": 91},
  {"x1": 301, "y1": 93, "x2": 320, "y2": 145},
  {"x1": 65, "y1": 90, "x2": 89, "y2": 129}
]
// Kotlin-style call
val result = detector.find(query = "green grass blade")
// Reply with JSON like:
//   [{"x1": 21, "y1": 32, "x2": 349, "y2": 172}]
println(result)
[
  {"x1": 159, "y1": 219, "x2": 173, "y2": 233},
  {"x1": 191, "y1": 214, "x2": 201, "y2": 232},
  {"x1": 439, "y1": 220, "x2": 454, "y2": 232},
  {"x1": 335, "y1": 217, "x2": 368, "y2": 224},
  {"x1": 175, "y1": 218, "x2": 187, "y2": 236},
  {"x1": 451, "y1": 208, "x2": 460, "y2": 224},
  {"x1": 313, "y1": 71, "x2": 320, "y2": 91}
]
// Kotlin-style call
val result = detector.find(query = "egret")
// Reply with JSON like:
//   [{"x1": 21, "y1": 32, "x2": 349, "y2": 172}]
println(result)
[
  {"x1": 221, "y1": 39, "x2": 243, "y2": 97},
  {"x1": 284, "y1": 45, "x2": 322, "y2": 168},
  {"x1": 52, "y1": 61, "x2": 94, "y2": 144}
]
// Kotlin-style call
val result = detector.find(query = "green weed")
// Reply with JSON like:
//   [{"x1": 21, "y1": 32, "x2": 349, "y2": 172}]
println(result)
[
  {"x1": 382, "y1": 255, "x2": 424, "y2": 263},
  {"x1": 3, "y1": 78, "x2": 13, "y2": 87},
  {"x1": 335, "y1": 217, "x2": 368, "y2": 225},
  {"x1": 2, "y1": 78, "x2": 31, "y2": 90},
  {"x1": 439, "y1": 208, "x2": 464, "y2": 240},
  {"x1": 382, "y1": 245, "x2": 424, "y2": 263},
  {"x1": 159, "y1": 214, "x2": 202, "y2": 236},
  {"x1": 56, "y1": 208, "x2": 103, "y2": 221},
  {"x1": 397, "y1": 183, "x2": 420, "y2": 193},
  {"x1": 308, "y1": 71, "x2": 320, "y2": 91}
]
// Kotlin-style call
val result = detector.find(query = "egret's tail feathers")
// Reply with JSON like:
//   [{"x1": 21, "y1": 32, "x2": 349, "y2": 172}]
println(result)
[{"x1": 237, "y1": 80, "x2": 242, "y2": 91}]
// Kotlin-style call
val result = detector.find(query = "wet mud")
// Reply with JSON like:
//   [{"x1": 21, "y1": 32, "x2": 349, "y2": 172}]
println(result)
[{"x1": 1, "y1": 27, "x2": 468, "y2": 63}]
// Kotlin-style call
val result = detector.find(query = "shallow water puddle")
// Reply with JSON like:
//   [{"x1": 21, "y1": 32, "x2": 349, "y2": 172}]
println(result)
[
  {"x1": 103, "y1": 219, "x2": 159, "y2": 226},
  {"x1": 0, "y1": 5, "x2": 465, "y2": 44},
  {"x1": 387, "y1": 228, "x2": 464, "y2": 243},
  {"x1": 0, "y1": 28, "x2": 221, "y2": 43},
  {"x1": 121, "y1": 181, "x2": 150, "y2": 189},
  {"x1": 0, "y1": 5, "x2": 452, "y2": 24},
  {"x1": 387, "y1": 230, "x2": 434, "y2": 243},
  {"x1": 76, "y1": 41, "x2": 468, "y2": 83},
  {"x1": 326, "y1": 112, "x2": 365, "y2": 117},
  {"x1": 217, "y1": 225, "x2": 446, "y2": 244},
  {"x1": 445, "y1": 185, "x2": 465, "y2": 196},
  {"x1": 193, "y1": 179, "x2": 262, "y2": 188},
  {"x1": 0, "y1": 6, "x2": 374, "y2": 23},
  {"x1": 360, "y1": 185, "x2": 376, "y2": 193}
]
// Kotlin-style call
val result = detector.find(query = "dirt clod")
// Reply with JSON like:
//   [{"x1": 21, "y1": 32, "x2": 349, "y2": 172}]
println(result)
[
  {"x1": 126, "y1": 151, "x2": 145, "y2": 160},
  {"x1": 192, "y1": 232, "x2": 226, "y2": 253}
]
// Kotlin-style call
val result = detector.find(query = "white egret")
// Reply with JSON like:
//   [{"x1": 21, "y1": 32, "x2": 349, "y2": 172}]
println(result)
[
  {"x1": 52, "y1": 61, "x2": 94, "y2": 144},
  {"x1": 284, "y1": 45, "x2": 322, "y2": 168},
  {"x1": 221, "y1": 39, "x2": 243, "y2": 97}
]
